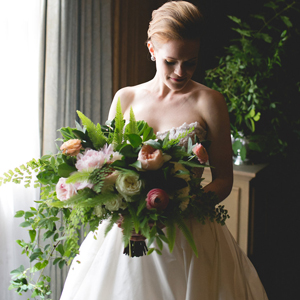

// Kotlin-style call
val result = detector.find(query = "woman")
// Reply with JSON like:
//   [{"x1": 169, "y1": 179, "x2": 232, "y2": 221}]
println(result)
[{"x1": 60, "y1": 2, "x2": 268, "y2": 299}]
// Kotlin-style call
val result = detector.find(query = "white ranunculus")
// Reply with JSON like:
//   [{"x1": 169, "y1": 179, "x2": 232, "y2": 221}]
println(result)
[
  {"x1": 179, "y1": 198, "x2": 190, "y2": 211},
  {"x1": 115, "y1": 171, "x2": 142, "y2": 202},
  {"x1": 94, "y1": 205, "x2": 105, "y2": 217},
  {"x1": 105, "y1": 194, "x2": 125, "y2": 211},
  {"x1": 171, "y1": 162, "x2": 191, "y2": 182}
]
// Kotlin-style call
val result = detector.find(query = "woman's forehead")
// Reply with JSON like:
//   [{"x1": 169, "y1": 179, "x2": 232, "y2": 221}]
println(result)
[{"x1": 156, "y1": 39, "x2": 200, "y2": 59}]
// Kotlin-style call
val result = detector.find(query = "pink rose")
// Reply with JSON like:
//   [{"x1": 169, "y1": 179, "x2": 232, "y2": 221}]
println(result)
[
  {"x1": 146, "y1": 188, "x2": 169, "y2": 210},
  {"x1": 137, "y1": 145, "x2": 164, "y2": 170},
  {"x1": 192, "y1": 143, "x2": 209, "y2": 164},
  {"x1": 56, "y1": 178, "x2": 77, "y2": 201}
]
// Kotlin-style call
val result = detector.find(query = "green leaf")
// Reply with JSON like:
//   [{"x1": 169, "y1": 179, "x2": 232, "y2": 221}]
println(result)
[
  {"x1": 228, "y1": 15, "x2": 241, "y2": 24},
  {"x1": 58, "y1": 163, "x2": 77, "y2": 178},
  {"x1": 147, "y1": 248, "x2": 155, "y2": 255},
  {"x1": 165, "y1": 218, "x2": 176, "y2": 253},
  {"x1": 29, "y1": 230, "x2": 36, "y2": 243},
  {"x1": 14, "y1": 210, "x2": 25, "y2": 218},
  {"x1": 104, "y1": 213, "x2": 120, "y2": 236},
  {"x1": 66, "y1": 171, "x2": 91, "y2": 184},
  {"x1": 253, "y1": 112, "x2": 261, "y2": 122},
  {"x1": 232, "y1": 28, "x2": 252, "y2": 37},
  {"x1": 175, "y1": 216, "x2": 198, "y2": 257},
  {"x1": 58, "y1": 260, "x2": 65, "y2": 269},
  {"x1": 19, "y1": 221, "x2": 31, "y2": 228},
  {"x1": 281, "y1": 16, "x2": 292, "y2": 28},
  {"x1": 77, "y1": 111, "x2": 107, "y2": 149},
  {"x1": 240, "y1": 145, "x2": 247, "y2": 161},
  {"x1": 56, "y1": 244, "x2": 64, "y2": 256},
  {"x1": 10, "y1": 265, "x2": 25, "y2": 277},
  {"x1": 232, "y1": 140, "x2": 242, "y2": 155},
  {"x1": 129, "y1": 160, "x2": 142, "y2": 169},
  {"x1": 144, "y1": 140, "x2": 161, "y2": 149},
  {"x1": 127, "y1": 134, "x2": 142, "y2": 148},
  {"x1": 156, "y1": 236, "x2": 163, "y2": 250}
]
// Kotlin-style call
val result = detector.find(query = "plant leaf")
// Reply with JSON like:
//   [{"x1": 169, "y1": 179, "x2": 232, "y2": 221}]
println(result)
[{"x1": 77, "y1": 111, "x2": 107, "y2": 149}]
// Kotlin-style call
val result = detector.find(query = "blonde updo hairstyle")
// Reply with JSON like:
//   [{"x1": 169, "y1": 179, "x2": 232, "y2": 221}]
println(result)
[{"x1": 147, "y1": 1, "x2": 203, "y2": 45}]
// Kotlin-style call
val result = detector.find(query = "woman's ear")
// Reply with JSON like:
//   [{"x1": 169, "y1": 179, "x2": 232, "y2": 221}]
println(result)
[{"x1": 147, "y1": 41, "x2": 155, "y2": 58}]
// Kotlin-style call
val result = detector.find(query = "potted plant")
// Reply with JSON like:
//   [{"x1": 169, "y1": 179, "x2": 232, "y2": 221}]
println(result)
[{"x1": 204, "y1": 0, "x2": 299, "y2": 163}]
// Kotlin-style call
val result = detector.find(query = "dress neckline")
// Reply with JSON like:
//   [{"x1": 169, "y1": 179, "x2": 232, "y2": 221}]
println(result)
[{"x1": 156, "y1": 121, "x2": 207, "y2": 136}]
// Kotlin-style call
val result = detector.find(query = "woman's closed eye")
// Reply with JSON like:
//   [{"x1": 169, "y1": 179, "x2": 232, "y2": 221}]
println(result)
[{"x1": 165, "y1": 60, "x2": 176, "y2": 65}]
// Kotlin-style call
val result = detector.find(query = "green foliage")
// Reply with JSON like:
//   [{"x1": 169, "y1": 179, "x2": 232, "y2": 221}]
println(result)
[
  {"x1": 77, "y1": 111, "x2": 108, "y2": 149},
  {"x1": 112, "y1": 98, "x2": 125, "y2": 148},
  {"x1": 204, "y1": 0, "x2": 300, "y2": 161}
]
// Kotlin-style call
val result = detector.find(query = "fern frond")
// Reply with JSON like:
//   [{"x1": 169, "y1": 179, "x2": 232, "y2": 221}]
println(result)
[
  {"x1": 125, "y1": 107, "x2": 139, "y2": 135},
  {"x1": 77, "y1": 111, "x2": 107, "y2": 149},
  {"x1": 128, "y1": 204, "x2": 139, "y2": 233},
  {"x1": 112, "y1": 98, "x2": 125, "y2": 148},
  {"x1": 122, "y1": 214, "x2": 133, "y2": 247}
]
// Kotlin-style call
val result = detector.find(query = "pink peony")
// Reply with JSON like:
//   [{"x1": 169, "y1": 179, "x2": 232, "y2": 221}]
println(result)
[
  {"x1": 75, "y1": 145, "x2": 122, "y2": 172},
  {"x1": 192, "y1": 143, "x2": 209, "y2": 164},
  {"x1": 137, "y1": 145, "x2": 164, "y2": 170},
  {"x1": 56, "y1": 178, "x2": 77, "y2": 201},
  {"x1": 74, "y1": 181, "x2": 93, "y2": 190},
  {"x1": 146, "y1": 188, "x2": 169, "y2": 210}
]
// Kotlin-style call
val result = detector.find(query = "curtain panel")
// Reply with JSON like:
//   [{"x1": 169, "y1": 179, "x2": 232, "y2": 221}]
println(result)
[
  {"x1": 40, "y1": 0, "x2": 112, "y2": 155},
  {"x1": 39, "y1": 1, "x2": 112, "y2": 298}
]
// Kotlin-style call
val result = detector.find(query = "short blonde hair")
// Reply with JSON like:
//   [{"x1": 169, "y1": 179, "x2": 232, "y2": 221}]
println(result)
[{"x1": 147, "y1": 1, "x2": 203, "y2": 43}]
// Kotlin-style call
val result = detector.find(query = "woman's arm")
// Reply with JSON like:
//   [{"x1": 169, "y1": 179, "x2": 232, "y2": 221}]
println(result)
[{"x1": 199, "y1": 90, "x2": 233, "y2": 204}]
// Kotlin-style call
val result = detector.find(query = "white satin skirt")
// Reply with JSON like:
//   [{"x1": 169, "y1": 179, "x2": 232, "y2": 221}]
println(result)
[{"x1": 60, "y1": 218, "x2": 268, "y2": 300}]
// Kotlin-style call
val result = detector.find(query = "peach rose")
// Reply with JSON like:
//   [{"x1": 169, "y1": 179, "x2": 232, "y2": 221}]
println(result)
[
  {"x1": 192, "y1": 143, "x2": 208, "y2": 164},
  {"x1": 60, "y1": 139, "x2": 82, "y2": 156},
  {"x1": 137, "y1": 145, "x2": 164, "y2": 170},
  {"x1": 146, "y1": 188, "x2": 169, "y2": 210}
]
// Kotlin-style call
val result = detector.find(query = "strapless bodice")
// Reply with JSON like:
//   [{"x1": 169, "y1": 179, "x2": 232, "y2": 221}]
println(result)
[{"x1": 156, "y1": 121, "x2": 207, "y2": 147}]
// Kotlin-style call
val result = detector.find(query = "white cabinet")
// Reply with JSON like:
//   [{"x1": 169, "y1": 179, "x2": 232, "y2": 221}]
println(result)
[{"x1": 202, "y1": 164, "x2": 268, "y2": 254}]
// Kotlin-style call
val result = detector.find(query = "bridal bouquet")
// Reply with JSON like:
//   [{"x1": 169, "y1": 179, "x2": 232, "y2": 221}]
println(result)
[{"x1": 1, "y1": 99, "x2": 229, "y2": 298}]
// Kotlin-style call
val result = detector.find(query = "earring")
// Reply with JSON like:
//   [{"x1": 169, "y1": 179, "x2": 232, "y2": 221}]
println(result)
[{"x1": 151, "y1": 55, "x2": 156, "y2": 61}]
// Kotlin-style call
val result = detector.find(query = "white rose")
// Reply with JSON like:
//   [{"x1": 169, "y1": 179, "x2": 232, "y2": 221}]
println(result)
[{"x1": 115, "y1": 171, "x2": 142, "y2": 202}]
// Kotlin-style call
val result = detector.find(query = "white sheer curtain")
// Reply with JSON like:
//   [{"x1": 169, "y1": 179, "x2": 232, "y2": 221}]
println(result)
[{"x1": 0, "y1": 1, "x2": 42, "y2": 299}]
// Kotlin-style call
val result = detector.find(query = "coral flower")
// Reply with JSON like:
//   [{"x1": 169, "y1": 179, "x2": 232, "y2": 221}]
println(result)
[
  {"x1": 60, "y1": 139, "x2": 82, "y2": 156},
  {"x1": 192, "y1": 143, "x2": 209, "y2": 164},
  {"x1": 146, "y1": 188, "x2": 169, "y2": 210},
  {"x1": 137, "y1": 145, "x2": 164, "y2": 170}
]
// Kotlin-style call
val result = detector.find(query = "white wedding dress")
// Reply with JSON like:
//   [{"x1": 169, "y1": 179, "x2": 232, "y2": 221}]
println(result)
[{"x1": 60, "y1": 122, "x2": 268, "y2": 300}]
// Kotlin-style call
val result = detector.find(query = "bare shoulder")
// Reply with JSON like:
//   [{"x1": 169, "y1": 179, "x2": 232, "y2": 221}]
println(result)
[
  {"x1": 108, "y1": 86, "x2": 136, "y2": 120},
  {"x1": 193, "y1": 82, "x2": 228, "y2": 123}
]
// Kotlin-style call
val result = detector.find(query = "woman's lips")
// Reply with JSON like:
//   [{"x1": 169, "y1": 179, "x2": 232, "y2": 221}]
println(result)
[{"x1": 170, "y1": 77, "x2": 185, "y2": 82}]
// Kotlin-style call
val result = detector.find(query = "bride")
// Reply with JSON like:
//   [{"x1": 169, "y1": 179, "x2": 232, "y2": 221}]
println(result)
[{"x1": 60, "y1": 1, "x2": 268, "y2": 299}]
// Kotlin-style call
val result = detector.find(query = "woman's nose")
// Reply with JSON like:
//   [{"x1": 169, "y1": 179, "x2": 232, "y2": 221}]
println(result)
[{"x1": 174, "y1": 65, "x2": 184, "y2": 77}]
